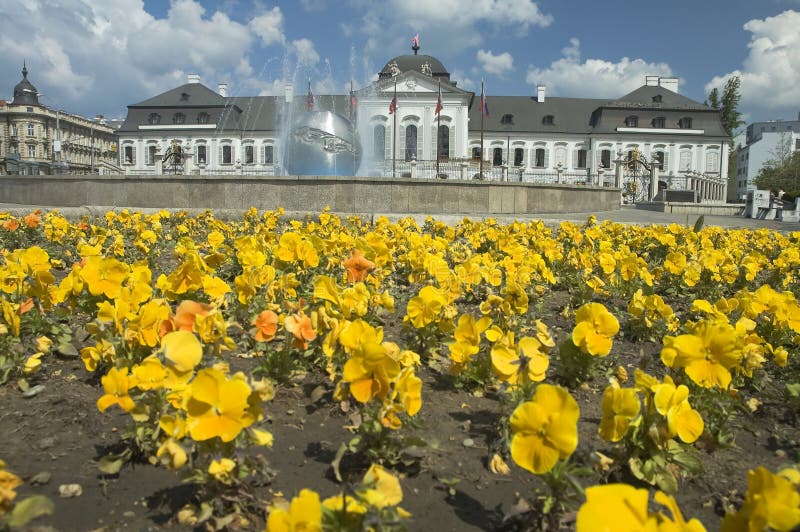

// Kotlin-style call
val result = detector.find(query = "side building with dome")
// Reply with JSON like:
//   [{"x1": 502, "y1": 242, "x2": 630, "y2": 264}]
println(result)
[
  {"x1": 116, "y1": 48, "x2": 729, "y2": 197},
  {"x1": 0, "y1": 64, "x2": 119, "y2": 175}
]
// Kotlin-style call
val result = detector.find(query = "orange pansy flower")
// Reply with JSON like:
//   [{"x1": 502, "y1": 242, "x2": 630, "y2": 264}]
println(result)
[
  {"x1": 286, "y1": 310, "x2": 316, "y2": 349},
  {"x1": 253, "y1": 310, "x2": 279, "y2": 342},
  {"x1": 343, "y1": 249, "x2": 375, "y2": 283}
]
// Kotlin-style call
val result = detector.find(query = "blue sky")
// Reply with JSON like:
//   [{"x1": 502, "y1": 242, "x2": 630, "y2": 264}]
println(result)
[{"x1": 2, "y1": 0, "x2": 799, "y2": 126}]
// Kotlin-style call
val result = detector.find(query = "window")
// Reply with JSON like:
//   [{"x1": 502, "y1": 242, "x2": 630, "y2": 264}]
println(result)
[
  {"x1": 404, "y1": 124, "x2": 417, "y2": 161},
  {"x1": 471, "y1": 146, "x2": 481, "y2": 160},
  {"x1": 263, "y1": 145, "x2": 274, "y2": 164},
  {"x1": 146, "y1": 145, "x2": 156, "y2": 165},
  {"x1": 678, "y1": 117, "x2": 693, "y2": 129},
  {"x1": 10, "y1": 125, "x2": 17, "y2": 136},
  {"x1": 653, "y1": 151, "x2": 665, "y2": 170},
  {"x1": 373, "y1": 125, "x2": 386, "y2": 160},
  {"x1": 26, "y1": 107, "x2": 33, "y2": 113},
  {"x1": 27, "y1": 145, "x2": 36, "y2": 158},
  {"x1": 196, "y1": 145, "x2": 207, "y2": 164},
  {"x1": 173, "y1": 113, "x2": 186, "y2": 125},
  {"x1": 534, "y1": 148, "x2": 545, "y2": 168},
  {"x1": 706, "y1": 151, "x2": 719, "y2": 173},
  {"x1": 576, "y1": 149, "x2": 587, "y2": 168},
  {"x1": 554, "y1": 146, "x2": 566, "y2": 167},
  {"x1": 222, "y1": 145, "x2": 232, "y2": 164},
  {"x1": 124, "y1": 145, "x2": 135, "y2": 164},
  {"x1": 197, "y1": 112, "x2": 209, "y2": 125},
  {"x1": 601, "y1": 149, "x2": 611, "y2": 169},
  {"x1": 492, "y1": 147, "x2": 503, "y2": 166},
  {"x1": 542, "y1": 115, "x2": 554, "y2": 126},
  {"x1": 625, "y1": 116, "x2": 638, "y2": 127},
  {"x1": 148, "y1": 113, "x2": 161, "y2": 125},
  {"x1": 652, "y1": 95, "x2": 662, "y2": 103},
  {"x1": 437, "y1": 125, "x2": 449, "y2": 159},
  {"x1": 513, "y1": 148, "x2": 524, "y2": 167},
  {"x1": 652, "y1": 117, "x2": 666, "y2": 128},
  {"x1": 500, "y1": 114, "x2": 514, "y2": 125},
  {"x1": 27, "y1": 123, "x2": 34, "y2": 136},
  {"x1": 244, "y1": 145, "x2": 254, "y2": 164},
  {"x1": 679, "y1": 150, "x2": 692, "y2": 172}
]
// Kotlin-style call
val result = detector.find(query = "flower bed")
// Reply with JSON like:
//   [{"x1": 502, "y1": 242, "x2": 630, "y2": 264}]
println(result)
[{"x1": 0, "y1": 208, "x2": 798, "y2": 531}]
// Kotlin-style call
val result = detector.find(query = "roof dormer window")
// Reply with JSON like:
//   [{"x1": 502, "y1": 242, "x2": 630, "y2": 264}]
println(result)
[
  {"x1": 652, "y1": 95, "x2": 663, "y2": 103},
  {"x1": 197, "y1": 112, "x2": 209, "y2": 125},
  {"x1": 542, "y1": 115, "x2": 554, "y2": 125},
  {"x1": 652, "y1": 117, "x2": 666, "y2": 128},
  {"x1": 173, "y1": 112, "x2": 186, "y2": 125},
  {"x1": 625, "y1": 115, "x2": 638, "y2": 127},
  {"x1": 147, "y1": 113, "x2": 161, "y2": 125},
  {"x1": 678, "y1": 117, "x2": 693, "y2": 129},
  {"x1": 500, "y1": 113, "x2": 514, "y2": 125}
]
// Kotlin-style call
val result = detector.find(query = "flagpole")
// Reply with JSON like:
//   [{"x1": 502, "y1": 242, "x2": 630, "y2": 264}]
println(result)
[
  {"x1": 480, "y1": 79, "x2": 484, "y2": 180},
  {"x1": 392, "y1": 78, "x2": 397, "y2": 179},
  {"x1": 436, "y1": 78, "x2": 441, "y2": 178},
  {"x1": 351, "y1": 79, "x2": 356, "y2": 174}
]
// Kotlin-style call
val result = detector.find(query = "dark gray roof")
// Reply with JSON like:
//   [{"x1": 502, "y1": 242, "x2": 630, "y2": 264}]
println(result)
[
  {"x1": 120, "y1": 93, "x2": 353, "y2": 134},
  {"x1": 12, "y1": 63, "x2": 39, "y2": 106},
  {"x1": 380, "y1": 54, "x2": 449, "y2": 80},
  {"x1": 130, "y1": 83, "x2": 228, "y2": 107},
  {"x1": 607, "y1": 85, "x2": 710, "y2": 111},
  {"x1": 468, "y1": 96, "x2": 605, "y2": 134}
]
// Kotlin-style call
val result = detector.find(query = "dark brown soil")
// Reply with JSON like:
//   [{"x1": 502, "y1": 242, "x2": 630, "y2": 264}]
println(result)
[{"x1": 2, "y1": 289, "x2": 797, "y2": 532}]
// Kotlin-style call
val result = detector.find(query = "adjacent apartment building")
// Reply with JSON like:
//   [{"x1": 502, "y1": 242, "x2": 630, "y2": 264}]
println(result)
[
  {"x1": 0, "y1": 64, "x2": 118, "y2": 175},
  {"x1": 733, "y1": 116, "x2": 800, "y2": 200}
]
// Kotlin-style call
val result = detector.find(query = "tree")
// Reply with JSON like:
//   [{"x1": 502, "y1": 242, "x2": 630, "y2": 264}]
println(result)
[
  {"x1": 755, "y1": 152, "x2": 800, "y2": 199},
  {"x1": 720, "y1": 76, "x2": 744, "y2": 137},
  {"x1": 705, "y1": 87, "x2": 720, "y2": 109}
]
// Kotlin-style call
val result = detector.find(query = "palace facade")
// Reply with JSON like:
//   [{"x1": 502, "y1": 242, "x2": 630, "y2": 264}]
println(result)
[{"x1": 118, "y1": 48, "x2": 730, "y2": 196}]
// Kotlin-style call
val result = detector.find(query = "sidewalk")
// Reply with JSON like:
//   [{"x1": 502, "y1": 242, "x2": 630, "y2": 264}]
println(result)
[{"x1": 1, "y1": 203, "x2": 797, "y2": 232}]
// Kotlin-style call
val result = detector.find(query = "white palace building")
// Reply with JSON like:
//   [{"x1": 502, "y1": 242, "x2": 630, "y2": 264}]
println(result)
[{"x1": 118, "y1": 47, "x2": 730, "y2": 202}]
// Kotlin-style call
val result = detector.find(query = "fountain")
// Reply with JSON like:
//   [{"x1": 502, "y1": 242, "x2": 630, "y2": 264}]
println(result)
[{"x1": 283, "y1": 110, "x2": 361, "y2": 176}]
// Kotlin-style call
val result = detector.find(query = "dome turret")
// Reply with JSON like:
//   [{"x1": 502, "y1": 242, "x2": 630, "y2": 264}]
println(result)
[
  {"x1": 379, "y1": 54, "x2": 450, "y2": 81},
  {"x1": 12, "y1": 62, "x2": 39, "y2": 106}
]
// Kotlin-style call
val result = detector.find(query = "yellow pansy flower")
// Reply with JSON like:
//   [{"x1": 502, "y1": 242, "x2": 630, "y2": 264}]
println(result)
[
  {"x1": 268, "y1": 489, "x2": 323, "y2": 532},
  {"x1": 598, "y1": 382, "x2": 640, "y2": 442},
  {"x1": 183, "y1": 368, "x2": 256, "y2": 442},
  {"x1": 208, "y1": 458, "x2": 236, "y2": 483},
  {"x1": 509, "y1": 384, "x2": 579, "y2": 474},
  {"x1": 491, "y1": 335, "x2": 549, "y2": 384},
  {"x1": 97, "y1": 367, "x2": 136, "y2": 413},
  {"x1": 572, "y1": 302, "x2": 620, "y2": 357}
]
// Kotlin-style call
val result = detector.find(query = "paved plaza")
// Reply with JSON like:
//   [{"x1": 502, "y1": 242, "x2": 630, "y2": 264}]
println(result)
[{"x1": 1, "y1": 202, "x2": 798, "y2": 233}]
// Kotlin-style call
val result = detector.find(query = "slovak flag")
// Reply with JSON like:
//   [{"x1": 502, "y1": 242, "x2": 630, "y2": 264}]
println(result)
[
  {"x1": 389, "y1": 96, "x2": 398, "y2": 115},
  {"x1": 306, "y1": 80, "x2": 314, "y2": 112},
  {"x1": 412, "y1": 34, "x2": 419, "y2": 48},
  {"x1": 435, "y1": 83, "x2": 443, "y2": 115},
  {"x1": 478, "y1": 83, "x2": 490, "y2": 117}
]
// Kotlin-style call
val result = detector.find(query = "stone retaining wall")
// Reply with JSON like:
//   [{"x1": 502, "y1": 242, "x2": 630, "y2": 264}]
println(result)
[{"x1": 0, "y1": 174, "x2": 621, "y2": 215}]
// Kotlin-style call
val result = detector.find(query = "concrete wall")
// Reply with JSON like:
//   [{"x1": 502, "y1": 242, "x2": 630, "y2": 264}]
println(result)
[
  {"x1": 636, "y1": 201, "x2": 743, "y2": 216},
  {"x1": 0, "y1": 174, "x2": 621, "y2": 215}
]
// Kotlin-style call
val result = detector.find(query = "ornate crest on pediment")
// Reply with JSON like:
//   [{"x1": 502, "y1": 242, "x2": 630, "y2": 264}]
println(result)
[
  {"x1": 420, "y1": 61, "x2": 432, "y2": 76},
  {"x1": 387, "y1": 61, "x2": 401, "y2": 77}
]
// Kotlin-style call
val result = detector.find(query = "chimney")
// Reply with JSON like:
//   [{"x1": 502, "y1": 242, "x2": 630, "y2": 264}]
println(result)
[
  {"x1": 187, "y1": 73, "x2": 201, "y2": 84},
  {"x1": 537, "y1": 85, "x2": 546, "y2": 103},
  {"x1": 645, "y1": 75, "x2": 659, "y2": 87},
  {"x1": 658, "y1": 77, "x2": 679, "y2": 94},
  {"x1": 218, "y1": 83, "x2": 228, "y2": 97},
  {"x1": 284, "y1": 83, "x2": 294, "y2": 103}
]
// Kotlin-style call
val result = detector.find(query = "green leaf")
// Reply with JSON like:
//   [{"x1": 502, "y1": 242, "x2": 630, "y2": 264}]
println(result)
[
  {"x1": 786, "y1": 383, "x2": 800, "y2": 398},
  {"x1": 654, "y1": 471, "x2": 678, "y2": 494},
  {"x1": 331, "y1": 442, "x2": 348, "y2": 483},
  {"x1": 5, "y1": 495, "x2": 54, "y2": 528},
  {"x1": 96, "y1": 456, "x2": 124, "y2": 475},
  {"x1": 17, "y1": 378, "x2": 29, "y2": 393},
  {"x1": 56, "y1": 342, "x2": 78, "y2": 358},
  {"x1": 692, "y1": 215, "x2": 705, "y2": 233}
]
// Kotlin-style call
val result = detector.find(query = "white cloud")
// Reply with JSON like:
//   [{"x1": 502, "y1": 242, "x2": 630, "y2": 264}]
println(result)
[
  {"x1": 705, "y1": 10, "x2": 800, "y2": 119},
  {"x1": 300, "y1": 0, "x2": 326, "y2": 11},
  {"x1": 249, "y1": 6, "x2": 285, "y2": 47},
  {"x1": 292, "y1": 38, "x2": 320, "y2": 66},
  {"x1": 525, "y1": 38, "x2": 673, "y2": 98},
  {"x1": 353, "y1": 0, "x2": 551, "y2": 55},
  {"x1": 477, "y1": 49, "x2": 514, "y2": 76}
]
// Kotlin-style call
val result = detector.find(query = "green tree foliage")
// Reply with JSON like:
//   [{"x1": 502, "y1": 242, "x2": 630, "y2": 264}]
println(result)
[
  {"x1": 720, "y1": 76, "x2": 744, "y2": 137},
  {"x1": 705, "y1": 87, "x2": 720, "y2": 109},
  {"x1": 755, "y1": 152, "x2": 800, "y2": 199}
]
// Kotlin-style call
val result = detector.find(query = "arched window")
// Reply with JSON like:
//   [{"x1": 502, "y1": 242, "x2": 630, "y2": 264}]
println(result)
[
  {"x1": 600, "y1": 149, "x2": 611, "y2": 168},
  {"x1": 148, "y1": 113, "x2": 161, "y2": 125},
  {"x1": 373, "y1": 125, "x2": 386, "y2": 160},
  {"x1": 197, "y1": 112, "x2": 209, "y2": 125},
  {"x1": 437, "y1": 124, "x2": 449, "y2": 159},
  {"x1": 471, "y1": 146, "x2": 482, "y2": 159},
  {"x1": 513, "y1": 148, "x2": 524, "y2": 167},
  {"x1": 678, "y1": 117, "x2": 693, "y2": 129},
  {"x1": 652, "y1": 117, "x2": 666, "y2": 128},
  {"x1": 653, "y1": 151, "x2": 665, "y2": 170},
  {"x1": 404, "y1": 124, "x2": 417, "y2": 161},
  {"x1": 534, "y1": 148, "x2": 546, "y2": 168},
  {"x1": 196, "y1": 144, "x2": 207, "y2": 164},
  {"x1": 625, "y1": 115, "x2": 638, "y2": 127},
  {"x1": 492, "y1": 147, "x2": 503, "y2": 166},
  {"x1": 173, "y1": 113, "x2": 186, "y2": 125}
]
